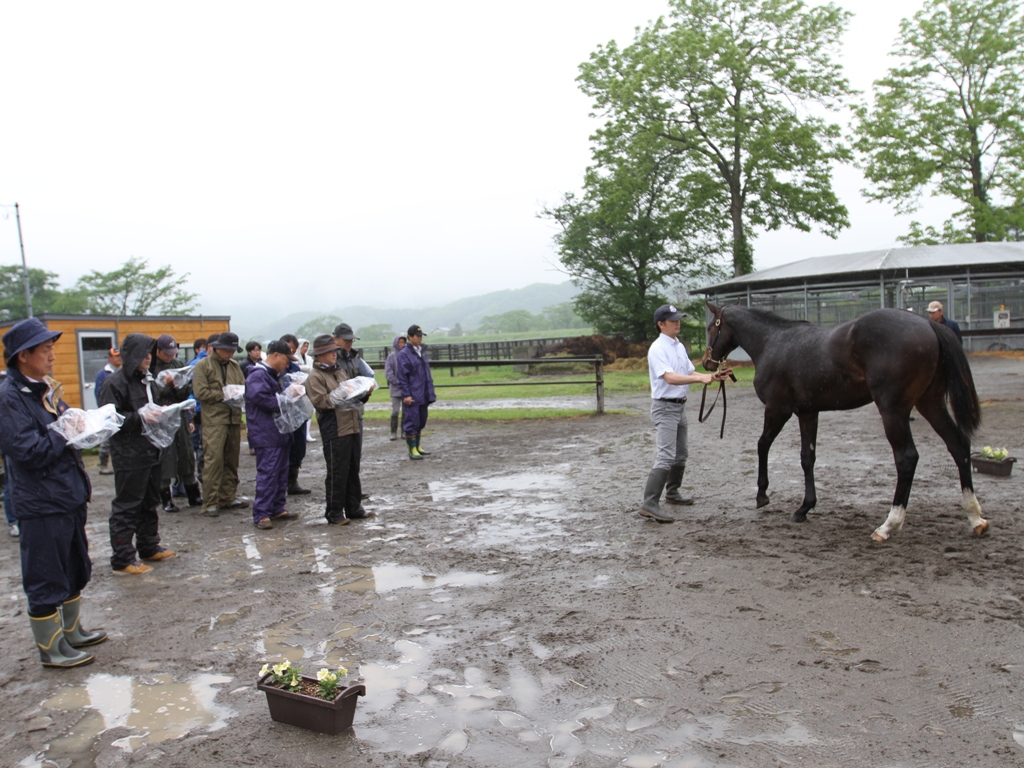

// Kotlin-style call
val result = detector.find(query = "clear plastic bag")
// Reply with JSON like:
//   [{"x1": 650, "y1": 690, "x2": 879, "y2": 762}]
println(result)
[
  {"x1": 138, "y1": 400, "x2": 196, "y2": 449},
  {"x1": 274, "y1": 383, "x2": 315, "y2": 434},
  {"x1": 328, "y1": 375, "x2": 375, "y2": 411},
  {"x1": 48, "y1": 404, "x2": 125, "y2": 449},
  {"x1": 222, "y1": 384, "x2": 246, "y2": 409},
  {"x1": 154, "y1": 366, "x2": 194, "y2": 389}
]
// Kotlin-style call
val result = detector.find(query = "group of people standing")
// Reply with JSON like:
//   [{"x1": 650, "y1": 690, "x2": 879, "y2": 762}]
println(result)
[{"x1": 0, "y1": 316, "x2": 438, "y2": 668}]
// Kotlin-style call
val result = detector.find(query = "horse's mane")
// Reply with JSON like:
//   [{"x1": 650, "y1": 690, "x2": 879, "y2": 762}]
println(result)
[{"x1": 733, "y1": 306, "x2": 811, "y2": 327}]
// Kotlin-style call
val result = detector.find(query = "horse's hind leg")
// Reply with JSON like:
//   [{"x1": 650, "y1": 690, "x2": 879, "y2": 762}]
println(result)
[
  {"x1": 916, "y1": 395, "x2": 988, "y2": 536},
  {"x1": 757, "y1": 407, "x2": 792, "y2": 508},
  {"x1": 871, "y1": 410, "x2": 919, "y2": 542},
  {"x1": 792, "y1": 412, "x2": 819, "y2": 523}
]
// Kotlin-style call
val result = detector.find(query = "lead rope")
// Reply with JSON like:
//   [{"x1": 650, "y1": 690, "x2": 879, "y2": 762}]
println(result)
[{"x1": 698, "y1": 378, "x2": 728, "y2": 439}]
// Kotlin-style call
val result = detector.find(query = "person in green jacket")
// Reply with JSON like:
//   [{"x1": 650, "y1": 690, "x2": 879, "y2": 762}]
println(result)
[{"x1": 191, "y1": 332, "x2": 248, "y2": 516}]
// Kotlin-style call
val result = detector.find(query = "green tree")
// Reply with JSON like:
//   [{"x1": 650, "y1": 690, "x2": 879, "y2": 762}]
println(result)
[
  {"x1": 541, "y1": 302, "x2": 587, "y2": 330},
  {"x1": 478, "y1": 310, "x2": 543, "y2": 334},
  {"x1": 296, "y1": 315, "x2": 344, "y2": 340},
  {"x1": 448, "y1": 323, "x2": 464, "y2": 337},
  {"x1": 0, "y1": 266, "x2": 88, "y2": 321},
  {"x1": 578, "y1": 0, "x2": 855, "y2": 276},
  {"x1": 356, "y1": 323, "x2": 395, "y2": 342},
  {"x1": 75, "y1": 257, "x2": 197, "y2": 315},
  {"x1": 543, "y1": 138, "x2": 724, "y2": 342},
  {"x1": 853, "y1": 0, "x2": 1024, "y2": 244}
]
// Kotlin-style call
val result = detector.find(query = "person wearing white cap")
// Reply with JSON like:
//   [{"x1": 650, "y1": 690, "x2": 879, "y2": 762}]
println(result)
[{"x1": 926, "y1": 301, "x2": 963, "y2": 345}]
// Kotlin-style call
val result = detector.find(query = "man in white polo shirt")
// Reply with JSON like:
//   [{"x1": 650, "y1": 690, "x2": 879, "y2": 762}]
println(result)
[{"x1": 641, "y1": 304, "x2": 732, "y2": 523}]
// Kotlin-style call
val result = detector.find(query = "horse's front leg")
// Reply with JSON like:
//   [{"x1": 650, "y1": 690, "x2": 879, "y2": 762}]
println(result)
[
  {"x1": 757, "y1": 407, "x2": 792, "y2": 508},
  {"x1": 793, "y1": 412, "x2": 819, "y2": 523},
  {"x1": 871, "y1": 410, "x2": 919, "y2": 542}
]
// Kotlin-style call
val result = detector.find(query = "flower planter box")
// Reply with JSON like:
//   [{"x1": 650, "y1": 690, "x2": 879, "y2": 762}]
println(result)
[
  {"x1": 257, "y1": 672, "x2": 366, "y2": 734},
  {"x1": 970, "y1": 453, "x2": 1016, "y2": 478}
]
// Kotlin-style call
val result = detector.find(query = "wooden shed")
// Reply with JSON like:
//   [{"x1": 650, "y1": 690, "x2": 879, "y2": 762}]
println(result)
[{"x1": 0, "y1": 314, "x2": 231, "y2": 409}]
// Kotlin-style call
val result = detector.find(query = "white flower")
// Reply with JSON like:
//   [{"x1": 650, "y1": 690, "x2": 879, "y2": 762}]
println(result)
[
  {"x1": 317, "y1": 668, "x2": 337, "y2": 683},
  {"x1": 338, "y1": 665, "x2": 348, "y2": 677},
  {"x1": 259, "y1": 664, "x2": 270, "y2": 677},
  {"x1": 272, "y1": 660, "x2": 291, "y2": 677}
]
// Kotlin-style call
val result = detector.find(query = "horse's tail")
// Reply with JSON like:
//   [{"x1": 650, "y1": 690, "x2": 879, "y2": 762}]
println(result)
[{"x1": 934, "y1": 324, "x2": 981, "y2": 438}]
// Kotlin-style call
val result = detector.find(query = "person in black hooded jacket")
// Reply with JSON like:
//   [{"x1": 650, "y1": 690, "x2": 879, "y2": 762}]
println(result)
[{"x1": 98, "y1": 333, "x2": 177, "y2": 575}]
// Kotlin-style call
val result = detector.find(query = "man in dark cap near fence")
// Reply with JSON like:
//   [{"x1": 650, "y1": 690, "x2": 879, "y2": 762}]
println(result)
[
  {"x1": 192, "y1": 332, "x2": 247, "y2": 516},
  {"x1": 99, "y1": 333, "x2": 178, "y2": 574},
  {"x1": 0, "y1": 318, "x2": 107, "y2": 667},
  {"x1": 392, "y1": 324, "x2": 436, "y2": 460},
  {"x1": 151, "y1": 334, "x2": 202, "y2": 511}
]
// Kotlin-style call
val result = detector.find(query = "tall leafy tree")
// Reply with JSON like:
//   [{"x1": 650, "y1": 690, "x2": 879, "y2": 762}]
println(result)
[
  {"x1": 543, "y1": 139, "x2": 725, "y2": 342},
  {"x1": 853, "y1": 0, "x2": 1024, "y2": 244},
  {"x1": 579, "y1": 0, "x2": 855, "y2": 277},
  {"x1": 75, "y1": 257, "x2": 197, "y2": 315},
  {"x1": 0, "y1": 266, "x2": 88, "y2": 321}
]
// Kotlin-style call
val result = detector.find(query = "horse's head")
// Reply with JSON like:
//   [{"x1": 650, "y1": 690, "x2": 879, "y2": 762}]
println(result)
[{"x1": 702, "y1": 300, "x2": 739, "y2": 371}]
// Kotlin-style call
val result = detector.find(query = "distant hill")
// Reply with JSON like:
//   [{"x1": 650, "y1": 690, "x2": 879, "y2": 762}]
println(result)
[{"x1": 240, "y1": 281, "x2": 578, "y2": 341}]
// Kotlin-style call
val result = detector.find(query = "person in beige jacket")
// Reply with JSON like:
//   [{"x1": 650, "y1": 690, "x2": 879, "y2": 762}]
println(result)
[
  {"x1": 192, "y1": 332, "x2": 247, "y2": 516},
  {"x1": 305, "y1": 334, "x2": 374, "y2": 525}
]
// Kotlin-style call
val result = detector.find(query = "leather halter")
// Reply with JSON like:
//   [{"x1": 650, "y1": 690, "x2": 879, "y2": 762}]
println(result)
[{"x1": 698, "y1": 308, "x2": 735, "y2": 439}]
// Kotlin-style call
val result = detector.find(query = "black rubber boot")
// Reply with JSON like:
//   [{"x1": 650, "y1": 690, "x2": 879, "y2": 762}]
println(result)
[
  {"x1": 406, "y1": 438, "x2": 422, "y2": 460},
  {"x1": 160, "y1": 487, "x2": 179, "y2": 512},
  {"x1": 61, "y1": 595, "x2": 108, "y2": 648},
  {"x1": 287, "y1": 465, "x2": 311, "y2": 495},
  {"x1": 31, "y1": 612, "x2": 95, "y2": 668},
  {"x1": 414, "y1": 436, "x2": 430, "y2": 456},
  {"x1": 185, "y1": 483, "x2": 203, "y2": 508},
  {"x1": 664, "y1": 465, "x2": 694, "y2": 505},
  {"x1": 638, "y1": 469, "x2": 674, "y2": 522},
  {"x1": 389, "y1": 414, "x2": 399, "y2": 441}
]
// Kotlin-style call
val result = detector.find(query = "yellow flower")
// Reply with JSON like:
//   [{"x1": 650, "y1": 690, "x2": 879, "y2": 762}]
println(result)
[
  {"x1": 338, "y1": 665, "x2": 348, "y2": 677},
  {"x1": 272, "y1": 661, "x2": 291, "y2": 677},
  {"x1": 259, "y1": 664, "x2": 270, "y2": 677},
  {"x1": 317, "y1": 668, "x2": 337, "y2": 683}
]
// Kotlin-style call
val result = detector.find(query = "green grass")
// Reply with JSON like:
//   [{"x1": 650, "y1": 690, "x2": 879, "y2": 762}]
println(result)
[
  {"x1": 363, "y1": 408, "x2": 629, "y2": 422},
  {"x1": 371, "y1": 364, "x2": 755, "y2": 401}
]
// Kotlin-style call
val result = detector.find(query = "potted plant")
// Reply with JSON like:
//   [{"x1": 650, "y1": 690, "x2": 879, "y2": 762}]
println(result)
[
  {"x1": 257, "y1": 660, "x2": 366, "y2": 735},
  {"x1": 970, "y1": 446, "x2": 1017, "y2": 477}
]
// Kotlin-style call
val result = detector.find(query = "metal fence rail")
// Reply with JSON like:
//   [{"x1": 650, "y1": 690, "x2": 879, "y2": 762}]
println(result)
[{"x1": 368, "y1": 356, "x2": 606, "y2": 413}]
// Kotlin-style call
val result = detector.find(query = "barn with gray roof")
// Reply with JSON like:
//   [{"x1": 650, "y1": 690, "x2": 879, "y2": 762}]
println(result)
[{"x1": 696, "y1": 242, "x2": 1024, "y2": 351}]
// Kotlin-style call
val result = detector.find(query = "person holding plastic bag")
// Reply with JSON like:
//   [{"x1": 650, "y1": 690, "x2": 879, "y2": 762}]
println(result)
[
  {"x1": 244, "y1": 340, "x2": 300, "y2": 530},
  {"x1": 98, "y1": 333, "x2": 177, "y2": 575},
  {"x1": 151, "y1": 334, "x2": 202, "y2": 511},
  {"x1": 191, "y1": 332, "x2": 247, "y2": 516},
  {"x1": 0, "y1": 319, "x2": 107, "y2": 668},
  {"x1": 305, "y1": 335, "x2": 375, "y2": 526}
]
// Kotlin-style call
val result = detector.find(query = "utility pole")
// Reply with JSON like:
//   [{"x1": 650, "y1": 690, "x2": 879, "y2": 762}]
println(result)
[{"x1": 14, "y1": 203, "x2": 32, "y2": 318}]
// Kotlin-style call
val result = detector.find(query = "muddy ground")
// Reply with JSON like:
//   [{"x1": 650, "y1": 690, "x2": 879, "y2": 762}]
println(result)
[{"x1": 2, "y1": 356, "x2": 1024, "y2": 768}]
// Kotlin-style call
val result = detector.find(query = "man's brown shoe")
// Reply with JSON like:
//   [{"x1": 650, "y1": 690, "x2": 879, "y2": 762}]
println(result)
[
  {"x1": 113, "y1": 562, "x2": 153, "y2": 576},
  {"x1": 256, "y1": 519, "x2": 273, "y2": 530},
  {"x1": 141, "y1": 549, "x2": 176, "y2": 562}
]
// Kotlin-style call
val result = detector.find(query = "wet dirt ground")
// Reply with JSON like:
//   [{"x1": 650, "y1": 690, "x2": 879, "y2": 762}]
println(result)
[{"x1": 2, "y1": 356, "x2": 1024, "y2": 767}]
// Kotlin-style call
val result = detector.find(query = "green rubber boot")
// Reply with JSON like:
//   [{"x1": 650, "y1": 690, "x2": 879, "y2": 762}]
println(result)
[
  {"x1": 61, "y1": 594, "x2": 108, "y2": 648},
  {"x1": 414, "y1": 436, "x2": 430, "y2": 456},
  {"x1": 406, "y1": 438, "x2": 423, "y2": 460},
  {"x1": 30, "y1": 612, "x2": 95, "y2": 668}
]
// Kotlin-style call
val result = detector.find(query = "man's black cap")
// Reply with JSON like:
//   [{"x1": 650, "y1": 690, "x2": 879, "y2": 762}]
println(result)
[
  {"x1": 407, "y1": 324, "x2": 426, "y2": 337},
  {"x1": 654, "y1": 304, "x2": 687, "y2": 323},
  {"x1": 211, "y1": 332, "x2": 242, "y2": 352},
  {"x1": 333, "y1": 323, "x2": 358, "y2": 341}
]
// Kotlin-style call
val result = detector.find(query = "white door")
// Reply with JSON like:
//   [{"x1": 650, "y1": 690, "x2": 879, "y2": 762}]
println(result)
[{"x1": 79, "y1": 331, "x2": 117, "y2": 409}]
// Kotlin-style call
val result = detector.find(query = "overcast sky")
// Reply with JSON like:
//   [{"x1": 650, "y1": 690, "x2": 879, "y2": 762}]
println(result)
[{"x1": 0, "y1": 0, "x2": 950, "y2": 323}]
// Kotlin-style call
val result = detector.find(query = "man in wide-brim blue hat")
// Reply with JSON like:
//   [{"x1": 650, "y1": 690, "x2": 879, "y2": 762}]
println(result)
[{"x1": 0, "y1": 318, "x2": 107, "y2": 668}]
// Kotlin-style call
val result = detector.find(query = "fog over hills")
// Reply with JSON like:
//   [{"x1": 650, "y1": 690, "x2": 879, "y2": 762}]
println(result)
[{"x1": 232, "y1": 281, "x2": 578, "y2": 341}]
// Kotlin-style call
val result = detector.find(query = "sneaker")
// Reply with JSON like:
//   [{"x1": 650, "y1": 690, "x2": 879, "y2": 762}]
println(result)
[
  {"x1": 225, "y1": 498, "x2": 250, "y2": 510},
  {"x1": 269, "y1": 511, "x2": 298, "y2": 521},
  {"x1": 306, "y1": 435, "x2": 317, "y2": 442},
  {"x1": 8, "y1": 523, "x2": 19, "y2": 538},
  {"x1": 99, "y1": 467, "x2": 114, "y2": 476},
  {"x1": 113, "y1": 562, "x2": 153, "y2": 576},
  {"x1": 255, "y1": 518, "x2": 273, "y2": 530},
  {"x1": 141, "y1": 548, "x2": 176, "y2": 562},
  {"x1": 326, "y1": 517, "x2": 350, "y2": 526},
  {"x1": 201, "y1": 507, "x2": 221, "y2": 517}
]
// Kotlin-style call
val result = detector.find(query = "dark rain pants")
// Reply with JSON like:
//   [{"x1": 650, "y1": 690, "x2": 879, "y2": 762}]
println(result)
[
  {"x1": 20, "y1": 503, "x2": 91, "y2": 614},
  {"x1": 253, "y1": 445, "x2": 289, "y2": 523},
  {"x1": 109, "y1": 464, "x2": 162, "y2": 569},
  {"x1": 402, "y1": 403, "x2": 429, "y2": 438},
  {"x1": 323, "y1": 435, "x2": 361, "y2": 523}
]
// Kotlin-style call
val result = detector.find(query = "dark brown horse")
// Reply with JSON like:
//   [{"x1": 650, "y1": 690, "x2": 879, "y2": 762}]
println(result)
[{"x1": 703, "y1": 302, "x2": 986, "y2": 541}]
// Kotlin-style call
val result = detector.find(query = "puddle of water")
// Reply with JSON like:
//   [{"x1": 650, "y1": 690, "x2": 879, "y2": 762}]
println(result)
[
  {"x1": 428, "y1": 470, "x2": 568, "y2": 503},
  {"x1": 367, "y1": 397, "x2": 593, "y2": 412},
  {"x1": 330, "y1": 563, "x2": 500, "y2": 594},
  {"x1": 34, "y1": 673, "x2": 232, "y2": 762}
]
